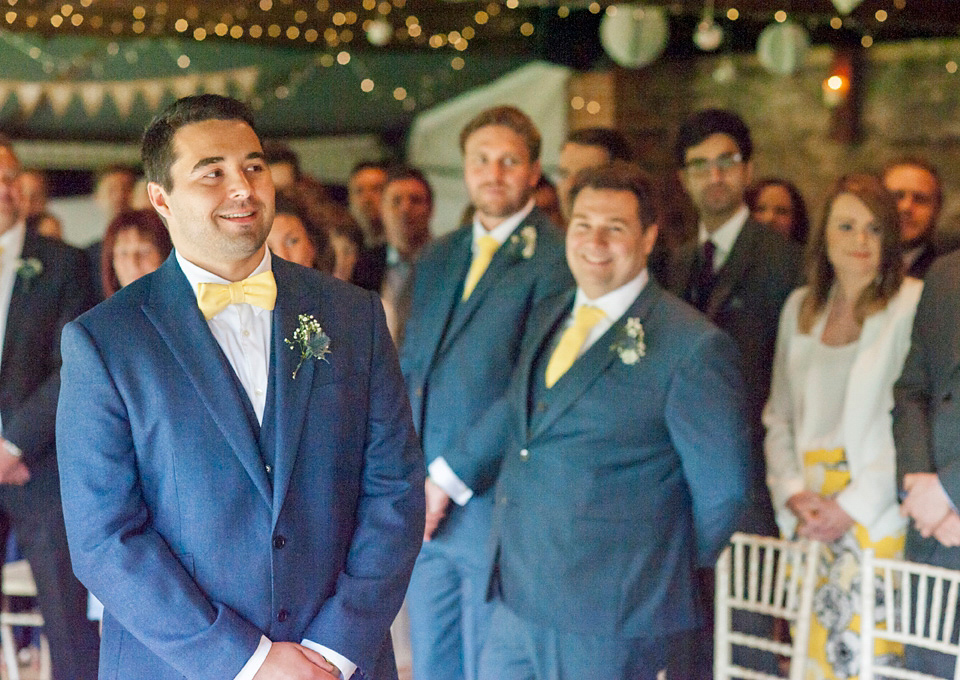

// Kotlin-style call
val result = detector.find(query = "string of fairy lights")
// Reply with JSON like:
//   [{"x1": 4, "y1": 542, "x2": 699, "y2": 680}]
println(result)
[{"x1": 0, "y1": 0, "x2": 951, "y2": 122}]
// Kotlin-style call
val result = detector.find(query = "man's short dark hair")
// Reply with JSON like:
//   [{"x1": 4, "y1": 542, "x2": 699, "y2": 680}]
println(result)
[
  {"x1": 263, "y1": 141, "x2": 302, "y2": 182},
  {"x1": 384, "y1": 164, "x2": 433, "y2": 206},
  {"x1": 674, "y1": 109, "x2": 753, "y2": 167},
  {"x1": 142, "y1": 94, "x2": 258, "y2": 192},
  {"x1": 349, "y1": 160, "x2": 388, "y2": 182},
  {"x1": 566, "y1": 128, "x2": 633, "y2": 163},
  {"x1": 459, "y1": 106, "x2": 541, "y2": 162},
  {"x1": 568, "y1": 161, "x2": 659, "y2": 228}
]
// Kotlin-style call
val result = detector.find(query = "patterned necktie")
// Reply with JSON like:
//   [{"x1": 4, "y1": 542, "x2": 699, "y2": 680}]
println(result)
[
  {"x1": 544, "y1": 305, "x2": 607, "y2": 388},
  {"x1": 461, "y1": 235, "x2": 500, "y2": 301},
  {"x1": 196, "y1": 271, "x2": 277, "y2": 320}
]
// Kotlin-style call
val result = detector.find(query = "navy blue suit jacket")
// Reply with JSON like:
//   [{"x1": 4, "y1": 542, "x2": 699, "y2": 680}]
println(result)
[
  {"x1": 56, "y1": 255, "x2": 425, "y2": 679},
  {"x1": 400, "y1": 208, "x2": 572, "y2": 542},
  {"x1": 446, "y1": 281, "x2": 751, "y2": 637}
]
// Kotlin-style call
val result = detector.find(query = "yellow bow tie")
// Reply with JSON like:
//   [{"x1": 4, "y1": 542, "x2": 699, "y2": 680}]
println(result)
[
  {"x1": 544, "y1": 305, "x2": 607, "y2": 388},
  {"x1": 196, "y1": 271, "x2": 277, "y2": 320}
]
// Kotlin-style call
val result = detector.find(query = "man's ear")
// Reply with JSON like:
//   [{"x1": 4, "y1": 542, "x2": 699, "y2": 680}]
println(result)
[{"x1": 147, "y1": 182, "x2": 171, "y2": 220}]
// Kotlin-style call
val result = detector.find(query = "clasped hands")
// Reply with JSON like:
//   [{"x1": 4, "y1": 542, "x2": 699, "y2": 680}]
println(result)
[
  {"x1": 252, "y1": 642, "x2": 341, "y2": 680},
  {"x1": 900, "y1": 472, "x2": 960, "y2": 547},
  {"x1": 0, "y1": 439, "x2": 28, "y2": 486},
  {"x1": 786, "y1": 490, "x2": 855, "y2": 543},
  {"x1": 423, "y1": 478, "x2": 451, "y2": 542}
]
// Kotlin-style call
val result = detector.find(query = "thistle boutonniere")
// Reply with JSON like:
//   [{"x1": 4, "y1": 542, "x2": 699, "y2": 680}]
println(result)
[
  {"x1": 284, "y1": 313, "x2": 331, "y2": 379},
  {"x1": 610, "y1": 317, "x2": 646, "y2": 365},
  {"x1": 507, "y1": 225, "x2": 537, "y2": 260},
  {"x1": 15, "y1": 257, "x2": 42, "y2": 292}
]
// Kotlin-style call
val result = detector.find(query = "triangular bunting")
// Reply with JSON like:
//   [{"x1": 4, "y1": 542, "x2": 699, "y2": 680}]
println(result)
[
  {"x1": 78, "y1": 82, "x2": 106, "y2": 117},
  {"x1": 172, "y1": 74, "x2": 199, "y2": 99},
  {"x1": 203, "y1": 73, "x2": 228, "y2": 95},
  {"x1": 141, "y1": 81, "x2": 166, "y2": 111},
  {"x1": 0, "y1": 83, "x2": 12, "y2": 112},
  {"x1": 16, "y1": 83, "x2": 43, "y2": 117},
  {"x1": 110, "y1": 83, "x2": 136, "y2": 118},
  {"x1": 232, "y1": 66, "x2": 259, "y2": 98}
]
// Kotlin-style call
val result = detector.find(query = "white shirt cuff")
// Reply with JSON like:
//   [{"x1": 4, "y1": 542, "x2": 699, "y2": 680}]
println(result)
[
  {"x1": 234, "y1": 635, "x2": 271, "y2": 680},
  {"x1": 428, "y1": 457, "x2": 474, "y2": 506},
  {"x1": 2, "y1": 439, "x2": 21, "y2": 458},
  {"x1": 301, "y1": 639, "x2": 357, "y2": 679}
]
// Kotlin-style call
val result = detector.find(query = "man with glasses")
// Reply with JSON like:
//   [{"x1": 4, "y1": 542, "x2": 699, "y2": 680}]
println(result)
[
  {"x1": 883, "y1": 157, "x2": 947, "y2": 278},
  {"x1": 666, "y1": 108, "x2": 801, "y2": 677}
]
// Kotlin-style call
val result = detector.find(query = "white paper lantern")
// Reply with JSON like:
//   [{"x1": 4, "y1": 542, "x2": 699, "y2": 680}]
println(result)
[
  {"x1": 600, "y1": 5, "x2": 669, "y2": 69},
  {"x1": 757, "y1": 21, "x2": 810, "y2": 75},
  {"x1": 366, "y1": 19, "x2": 392, "y2": 46},
  {"x1": 831, "y1": 0, "x2": 865, "y2": 14},
  {"x1": 694, "y1": 20, "x2": 723, "y2": 52}
]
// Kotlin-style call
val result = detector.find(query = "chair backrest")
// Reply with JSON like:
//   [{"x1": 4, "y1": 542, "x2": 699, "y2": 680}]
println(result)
[
  {"x1": 861, "y1": 549, "x2": 960, "y2": 680},
  {"x1": 714, "y1": 532, "x2": 820, "y2": 680}
]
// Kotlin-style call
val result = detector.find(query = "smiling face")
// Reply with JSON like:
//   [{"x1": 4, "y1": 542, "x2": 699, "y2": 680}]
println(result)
[
  {"x1": 825, "y1": 192, "x2": 882, "y2": 283},
  {"x1": 147, "y1": 118, "x2": 274, "y2": 280},
  {"x1": 566, "y1": 187, "x2": 657, "y2": 300},
  {"x1": 267, "y1": 213, "x2": 316, "y2": 268},
  {"x1": 463, "y1": 124, "x2": 541, "y2": 230}
]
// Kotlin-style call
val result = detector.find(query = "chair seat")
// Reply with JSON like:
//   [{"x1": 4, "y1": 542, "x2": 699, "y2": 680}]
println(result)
[{"x1": 2, "y1": 561, "x2": 38, "y2": 598}]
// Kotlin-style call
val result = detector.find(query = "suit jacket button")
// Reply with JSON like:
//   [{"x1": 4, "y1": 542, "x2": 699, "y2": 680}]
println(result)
[
  {"x1": 277, "y1": 609, "x2": 289, "y2": 623},
  {"x1": 498, "y1": 496, "x2": 508, "y2": 506},
  {"x1": 944, "y1": 393, "x2": 953, "y2": 403},
  {"x1": 415, "y1": 387, "x2": 423, "y2": 397},
  {"x1": 273, "y1": 535, "x2": 286, "y2": 549},
  {"x1": 519, "y1": 448, "x2": 530, "y2": 461}
]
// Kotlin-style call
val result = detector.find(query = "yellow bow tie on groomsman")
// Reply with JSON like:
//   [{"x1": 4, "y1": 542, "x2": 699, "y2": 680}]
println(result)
[
  {"x1": 544, "y1": 305, "x2": 607, "y2": 388},
  {"x1": 196, "y1": 271, "x2": 277, "y2": 320},
  {"x1": 461, "y1": 235, "x2": 500, "y2": 301}
]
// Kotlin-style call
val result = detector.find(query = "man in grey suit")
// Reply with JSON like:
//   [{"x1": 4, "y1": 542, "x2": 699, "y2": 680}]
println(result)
[
  {"x1": 401, "y1": 106, "x2": 572, "y2": 680},
  {"x1": 427, "y1": 162, "x2": 750, "y2": 679},
  {"x1": 894, "y1": 250, "x2": 960, "y2": 674}
]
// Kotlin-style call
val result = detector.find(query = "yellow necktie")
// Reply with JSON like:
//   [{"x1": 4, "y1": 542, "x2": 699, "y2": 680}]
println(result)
[
  {"x1": 461, "y1": 235, "x2": 500, "y2": 301},
  {"x1": 196, "y1": 271, "x2": 278, "y2": 320},
  {"x1": 544, "y1": 305, "x2": 607, "y2": 388}
]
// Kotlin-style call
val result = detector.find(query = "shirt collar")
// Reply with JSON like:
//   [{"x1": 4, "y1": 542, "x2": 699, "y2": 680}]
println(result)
[
  {"x1": 0, "y1": 223, "x2": 26, "y2": 261},
  {"x1": 572, "y1": 268, "x2": 649, "y2": 323},
  {"x1": 177, "y1": 248, "x2": 273, "y2": 311},
  {"x1": 472, "y1": 199, "x2": 535, "y2": 247},
  {"x1": 698, "y1": 204, "x2": 749, "y2": 255}
]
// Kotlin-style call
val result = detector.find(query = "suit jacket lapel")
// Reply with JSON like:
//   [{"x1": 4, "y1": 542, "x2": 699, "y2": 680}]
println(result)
[
  {"x1": 142, "y1": 256, "x2": 272, "y2": 507},
  {"x1": 1, "y1": 230, "x2": 39, "y2": 373},
  {"x1": 424, "y1": 229, "x2": 471, "y2": 366},
  {"x1": 530, "y1": 282, "x2": 660, "y2": 440},
  {"x1": 268, "y1": 259, "x2": 323, "y2": 524},
  {"x1": 705, "y1": 219, "x2": 760, "y2": 319},
  {"x1": 670, "y1": 243, "x2": 696, "y2": 300}
]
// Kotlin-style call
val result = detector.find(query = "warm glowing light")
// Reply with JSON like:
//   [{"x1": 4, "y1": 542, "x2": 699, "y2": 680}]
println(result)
[
  {"x1": 259, "y1": 0, "x2": 272, "y2": 10},
  {"x1": 571, "y1": 96, "x2": 585, "y2": 110},
  {"x1": 462, "y1": 26, "x2": 474, "y2": 39},
  {"x1": 947, "y1": 61, "x2": 958, "y2": 74},
  {"x1": 487, "y1": 3, "x2": 500, "y2": 15},
  {"x1": 268, "y1": 24, "x2": 281, "y2": 37},
  {"x1": 774, "y1": 10, "x2": 787, "y2": 22},
  {"x1": 505, "y1": 0, "x2": 519, "y2": 9},
  {"x1": 174, "y1": 18, "x2": 187, "y2": 31},
  {"x1": 475, "y1": 10, "x2": 488, "y2": 24},
  {"x1": 177, "y1": 54, "x2": 190, "y2": 68},
  {"x1": 62, "y1": 4, "x2": 74, "y2": 16},
  {"x1": 71, "y1": 13, "x2": 82, "y2": 25},
  {"x1": 520, "y1": 21, "x2": 534, "y2": 36},
  {"x1": 451, "y1": 56, "x2": 465, "y2": 69},
  {"x1": 287, "y1": 26, "x2": 299, "y2": 39},
  {"x1": 830, "y1": 17, "x2": 842, "y2": 29},
  {"x1": 317, "y1": 0, "x2": 329, "y2": 10},
  {"x1": 215, "y1": 22, "x2": 228, "y2": 36},
  {"x1": 363, "y1": 0, "x2": 376, "y2": 9},
  {"x1": 341, "y1": 28, "x2": 353, "y2": 41},
  {"x1": 345, "y1": 11, "x2": 357, "y2": 24},
  {"x1": 377, "y1": 1, "x2": 391, "y2": 14},
  {"x1": 230, "y1": 25, "x2": 243, "y2": 38},
  {"x1": 558, "y1": 6, "x2": 569, "y2": 18},
  {"x1": 50, "y1": 14, "x2": 63, "y2": 26},
  {"x1": 132, "y1": 19, "x2": 144, "y2": 32},
  {"x1": 827, "y1": 75, "x2": 844, "y2": 90},
  {"x1": 132, "y1": 5, "x2": 144, "y2": 19},
  {"x1": 361, "y1": 79, "x2": 374, "y2": 92},
  {"x1": 320, "y1": 54, "x2": 334, "y2": 66},
  {"x1": 294, "y1": 9, "x2": 307, "y2": 23},
  {"x1": 394, "y1": 87, "x2": 406, "y2": 100},
  {"x1": 249, "y1": 24, "x2": 262, "y2": 38},
  {"x1": 193, "y1": 27, "x2": 205, "y2": 40},
  {"x1": 448, "y1": 30, "x2": 460, "y2": 43},
  {"x1": 428, "y1": 34, "x2": 443, "y2": 47},
  {"x1": 588, "y1": 2, "x2": 601, "y2": 14},
  {"x1": 861, "y1": 35, "x2": 873, "y2": 47},
  {"x1": 586, "y1": 101, "x2": 601, "y2": 114},
  {"x1": 333, "y1": 12, "x2": 345, "y2": 25},
  {"x1": 304, "y1": 28, "x2": 317, "y2": 41},
  {"x1": 727, "y1": 8, "x2": 739, "y2": 20},
  {"x1": 408, "y1": 24, "x2": 421, "y2": 37},
  {"x1": 4, "y1": 11, "x2": 13, "y2": 23},
  {"x1": 275, "y1": 86, "x2": 289, "y2": 99},
  {"x1": 337, "y1": 50, "x2": 350, "y2": 64},
  {"x1": 875, "y1": 9, "x2": 887, "y2": 22}
]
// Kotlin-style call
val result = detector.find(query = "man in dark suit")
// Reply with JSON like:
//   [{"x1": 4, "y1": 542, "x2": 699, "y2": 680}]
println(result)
[
  {"x1": 894, "y1": 250, "x2": 960, "y2": 675},
  {"x1": 56, "y1": 95, "x2": 424, "y2": 680},
  {"x1": 665, "y1": 108, "x2": 800, "y2": 675},
  {"x1": 427, "y1": 161, "x2": 750, "y2": 679},
  {"x1": 0, "y1": 136, "x2": 100, "y2": 678},
  {"x1": 400, "y1": 106, "x2": 572, "y2": 680}
]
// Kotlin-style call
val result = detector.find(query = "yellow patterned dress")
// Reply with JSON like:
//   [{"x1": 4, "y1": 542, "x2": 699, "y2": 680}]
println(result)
[{"x1": 802, "y1": 448, "x2": 904, "y2": 678}]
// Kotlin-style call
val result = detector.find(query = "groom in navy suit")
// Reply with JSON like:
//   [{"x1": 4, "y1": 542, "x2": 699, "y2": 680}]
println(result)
[
  {"x1": 56, "y1": 95, "x2": 424, "y2": 680},
  {"x1": 429, "y1": 162, "x2": 750, "y2": 679}
]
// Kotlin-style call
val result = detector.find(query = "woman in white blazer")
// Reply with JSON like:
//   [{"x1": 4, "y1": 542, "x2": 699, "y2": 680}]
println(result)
[{"x1": 764, "y1": 174, "x2": 922, "y2": 678}]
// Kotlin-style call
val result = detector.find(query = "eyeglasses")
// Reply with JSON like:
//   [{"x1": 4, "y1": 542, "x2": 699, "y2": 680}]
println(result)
[{"x1": 684, "y1": 152, "x2": 743, "y2": 178}]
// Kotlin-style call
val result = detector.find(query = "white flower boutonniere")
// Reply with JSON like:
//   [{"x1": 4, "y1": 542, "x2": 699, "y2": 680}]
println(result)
[
  {"x1": 284, "y1": 313, "x2": 331, "y2": 379},
  {"x1": 610, "y1": 317, "x2": 646, "y2": 365},
  {"x1": 16, "y1": 257, "x2": 42, "y2": 292},
  {"x1": 507, "y1": 225, "x2": 537, "y2": 259}
]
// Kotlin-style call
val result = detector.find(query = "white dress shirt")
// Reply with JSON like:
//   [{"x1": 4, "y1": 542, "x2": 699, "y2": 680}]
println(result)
[
  {"x1": 177, "y1": 249, "x2": 355, "y2": 680},
  {"x1": 471, "y1": 198, "x2": 535, "y2": 249},
  {"x1": 0, "y1": 223, "x2": 26, "y2": 444},
  {"x1": 698, "y1": 204, "x2": 749, "y2": 272},
  {"x1": 429, "y1": 269, "x2": 650, "y2": 506}
]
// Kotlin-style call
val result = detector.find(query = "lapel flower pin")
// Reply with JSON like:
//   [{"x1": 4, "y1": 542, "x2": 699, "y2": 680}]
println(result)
[
  {"x1": 284, "y1": 313, "x2": 331, "y2": 379},
  {"x1": 507, "y1": 225, "x2": 537, "y2": 260},
  {"x1": 15, "y1": 257, "x2": 42, "y2": 292},
  {"x1": 610, "y1": 317, "x2": 646, "y2": 365}
]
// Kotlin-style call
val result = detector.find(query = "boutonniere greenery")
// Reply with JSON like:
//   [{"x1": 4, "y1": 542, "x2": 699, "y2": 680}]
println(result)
[
  {"x1": 15, "y1": 257, "x2": 42, "y2": 291},
  {"x1": 284, "y1": 313, "x2": 331, "y2": 379},
  {"x1": 610, "y1": 317, "x2": 646, "y2": 365},
  {"x1": 506, "y1": 225, "x2": 537, "y2": 260}
]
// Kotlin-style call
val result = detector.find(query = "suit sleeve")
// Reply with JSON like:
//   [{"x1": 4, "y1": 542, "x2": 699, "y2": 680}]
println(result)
[
  {"x1": 57, "y1": 320, "x2": 264, "y2": 679},
  {"x1": 665, "y1": 326, "x2": 750, "y2": 567},
  {"x1": 301, "y1": 291, "x2": 426, "y2": 673},
  {"x1": 893, "y1": 273, "x2": 940, "y2": 493},
  {"x1": 6, "y1": 247, "x2": 94, "y2": 466}
]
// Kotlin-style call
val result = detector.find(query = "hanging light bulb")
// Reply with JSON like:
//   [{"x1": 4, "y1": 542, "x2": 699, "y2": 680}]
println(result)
[{"x1": 693, "y1": 0, "x2": 722, "y2": 51}]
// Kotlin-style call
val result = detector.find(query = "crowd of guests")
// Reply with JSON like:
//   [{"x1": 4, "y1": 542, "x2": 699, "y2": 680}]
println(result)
[{"x1": 0, "y1": 97, "x2": 958, "y2": 680}]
